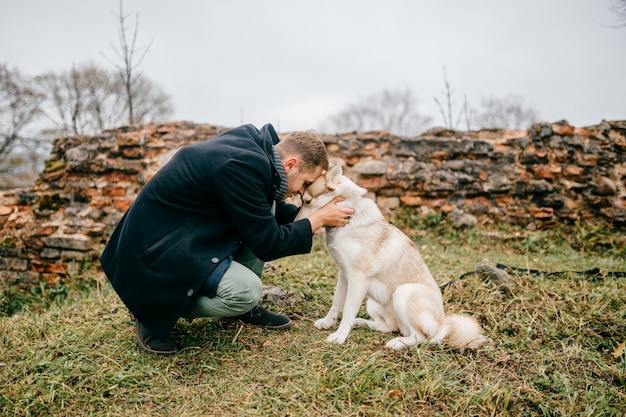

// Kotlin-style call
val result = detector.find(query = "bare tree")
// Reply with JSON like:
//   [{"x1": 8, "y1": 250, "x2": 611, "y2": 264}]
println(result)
[
  {"x1": 36, "y1": 63, "x2": 172, "y2": 136},
  {"x1": 475, "y1": 94, "x2": 540, "y2": 130},
  {"x1": 82, "y1": 65, "x2": 126, "y2": 132},
  {"x1": 433, "y1": 66, "x2": 472, "y2": 130},
  {"x1": 37, "y1": 65, "x2": 112, "y2": 136},
  {"x1": 0, "y1": 1, "x2": 173, "y2": 187},
  {"x1": 128, "y1": 75, "x2": 174, "y2": 124},
  {"x1": 460, "y1": 93, "x2": 475, "y2": 131},
  {"x1": 107, "y1": 0, "x2": 154, "y2": 126},
  {"x1": 433, "y1": 67, "x2": 454, "y2": 129},
  {"x1": 432, "y1": 67, "x2": 539, "y2": 131},
  {"x1": 610, "y1": 0, "x2": 626, "y2": 27},
  {"x1": 0, "y1": 63, "x2": 46, "y2": 187},
  {"x1": 0, "y1": 64, "x2": 41, "y2": 155},
  {"x1": 327, "y1": 87, "x2": 431, "y2": 136}
]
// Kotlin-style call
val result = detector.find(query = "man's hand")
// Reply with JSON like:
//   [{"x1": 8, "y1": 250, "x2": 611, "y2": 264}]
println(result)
[{"x1": 307, "y1": 197, "x2": 354, "y2": 232}]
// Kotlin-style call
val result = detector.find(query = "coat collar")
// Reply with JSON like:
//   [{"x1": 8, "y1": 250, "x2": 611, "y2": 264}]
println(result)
[{"x1": 257, "y1": 124, "x2": 284, "y2": 200}]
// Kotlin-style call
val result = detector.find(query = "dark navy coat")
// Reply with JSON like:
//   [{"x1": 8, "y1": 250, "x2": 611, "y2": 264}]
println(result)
[{"x1": 100, "y1": 124, "x2": 313, "y2": 340}]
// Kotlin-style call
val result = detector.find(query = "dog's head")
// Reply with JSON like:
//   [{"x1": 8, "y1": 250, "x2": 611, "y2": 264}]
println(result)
[
  {"x1": 302, "y1": 164, "x2": 341, "y2": 202},
  {"x1": 296, "y1": 164, "x2": 366, "y2": 220}
]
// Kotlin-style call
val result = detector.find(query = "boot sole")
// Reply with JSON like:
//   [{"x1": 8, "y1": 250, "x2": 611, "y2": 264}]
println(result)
[{"x1": 130, "y1": 311, "x2": 178, "y2": 355}]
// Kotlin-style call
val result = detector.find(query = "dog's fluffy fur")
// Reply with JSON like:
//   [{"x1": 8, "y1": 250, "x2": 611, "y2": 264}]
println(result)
[{"x1": 296, "y1": 164, "x2": 488, "y2": 351}]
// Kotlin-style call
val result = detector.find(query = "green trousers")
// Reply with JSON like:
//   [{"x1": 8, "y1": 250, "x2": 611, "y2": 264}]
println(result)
[{"x1": 182, "y1": 245, "x2": 264, "y2": 319}]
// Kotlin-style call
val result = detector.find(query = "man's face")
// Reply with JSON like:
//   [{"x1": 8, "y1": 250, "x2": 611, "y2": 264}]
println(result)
[{"x1": 285, "y1": 164, "x2": 323, "y2": 198}]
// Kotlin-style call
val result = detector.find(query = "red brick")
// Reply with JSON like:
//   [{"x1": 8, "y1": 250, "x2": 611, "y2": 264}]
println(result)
[
  {"x1": 32, "y1": 226, "x2": 56, "y2": 237},
  {"x1": 356, "y1": 177, "x2": 387, "y2": 190},
  {"x1": 552, "y1": 123, "x2": 575, "y2": 135},
  {"x1": 103, "y1": 172, "x2": 139, "y2": 183},
  {"x1": 90, "y1": 197, "x2": 114, "y2": 208},
  {"x1": 429, "y1": 151, "x2": 448, "y2": 163},
  {"x1": 102, "y1": 186, "x2": 126, "y2": 197},
  {"x1": 426, "y1": 198, "x2": 447, "y2": 208},
  {"x1": 579, "y1": 155, "x2": 598, "y2": 167},
  {"x1": 529, "y1": 207, "x2": 554, "y2": 219},
  {"x1": 441, "y1": 204, "x2": 454, "y2": 213},
  {"x1": 465, "y1": 196, "x2": 490, "y2": 209},
  {"x1": 326, "y1": 143, "x2": 340, "y2": 153},
  {"x1": 81, "y1": 188, "x2": 98, "y2": 197},
  {"x1": 533, "y1": 165, "x2": 562, "y2": 179},
  {"x1": 564, "y1": 165, "x2": 584, "y2": 178},
  {"x1": 495, "y1": 196, "x2": 514, "y2": 207},
  {"x1": 41, "y1": 273, "x2": 62, "y2": 285},
  {"x1": 44, "y1": 263, "x2": 67, "y2": 274},
  {"x1": 113, "y1": 199, "x2": 133, "y2": 212},
  {"x1": 573, "y1": 127, "x2": 591, "y2": 137},
  {"x1": 122, "y1": 147, "x2": 145, "y2": 159},
  {"x1": 506, "y1": 207, "x2": 526, "y2": 217},
  {"x1": 399, "y1": 194, "x2": 424, "y2": 206}
]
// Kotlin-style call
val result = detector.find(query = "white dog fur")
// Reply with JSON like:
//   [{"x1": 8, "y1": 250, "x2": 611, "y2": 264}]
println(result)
[{"x1": 296, "y1": 164, "x2": 488, "y2": 351}]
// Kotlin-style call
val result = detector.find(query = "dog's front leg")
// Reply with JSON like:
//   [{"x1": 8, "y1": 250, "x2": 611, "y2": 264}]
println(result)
[
  {"x1": 326, "y1": 276, "x2": 368, "y2": 344},
  {"x1": 315, "y1": 271, "x2": 348, "y2": 330}
]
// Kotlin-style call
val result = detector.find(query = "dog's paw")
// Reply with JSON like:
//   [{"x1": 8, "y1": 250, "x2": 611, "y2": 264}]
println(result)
[
  {"x1": 386, "y1": 337, "x2": 414, "y2": 350},
  {"x1": 353, "y1": 318, "x2": 367, "y2": 327},
  {"x1": 326, "y1": 331, "x2": 348, "y2": 344},
  {"x1": 314, "y1": 318, "x2": 336, "y2": 330}
]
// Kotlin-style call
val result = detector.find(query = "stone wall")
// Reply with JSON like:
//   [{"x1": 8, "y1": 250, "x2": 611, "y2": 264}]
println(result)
[
  {"x1": 329, "y1": 120, "x2": 626, "y2": 227},
  {"x1": 1, "y1": 119, "x2": 625, "y2": 289}
]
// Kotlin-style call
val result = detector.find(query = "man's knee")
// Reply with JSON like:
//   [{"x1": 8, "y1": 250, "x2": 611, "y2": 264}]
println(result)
[
  {"x1": 230, "y1": 278, "x2": 262, "y2": 315},
  {"x1": 221, "y1": 262, "x2": 262, "y2": 315}
]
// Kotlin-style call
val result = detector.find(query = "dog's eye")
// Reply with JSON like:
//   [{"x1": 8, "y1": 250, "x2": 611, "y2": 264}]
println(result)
[{"x1": 305, "y1": 201, "x2": 311, "y2": 205}]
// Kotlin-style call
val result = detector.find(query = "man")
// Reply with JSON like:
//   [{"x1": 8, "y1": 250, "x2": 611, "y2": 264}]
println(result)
[{"x1": 100, "y1": 123, "x2": 353, "y2": 354}]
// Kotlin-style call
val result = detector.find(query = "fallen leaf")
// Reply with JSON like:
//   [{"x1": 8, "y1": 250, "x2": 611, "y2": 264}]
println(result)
[
  {"x1": 386, "y1": 389, "x2": 402, "y2": 398},
  {"x1": 613, "y1": 342, "x2": 625, "y2": 358}
]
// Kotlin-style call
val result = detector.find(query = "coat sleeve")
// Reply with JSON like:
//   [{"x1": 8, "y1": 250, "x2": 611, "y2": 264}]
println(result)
[
  {"x1": 214, "y1": 155, "x2": 313, "y2": 262},
  {"x1": 275, "y1": 201, "x2": 301, "y2": 225}
]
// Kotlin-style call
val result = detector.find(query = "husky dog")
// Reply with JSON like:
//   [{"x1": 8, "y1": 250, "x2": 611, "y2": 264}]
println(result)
[{"x1": 296, "y1": 164, "x2": 488, "y2": 351}]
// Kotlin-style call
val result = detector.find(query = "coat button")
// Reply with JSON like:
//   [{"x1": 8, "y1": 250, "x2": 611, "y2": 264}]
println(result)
[
  {"x1": 211, "y1": 257, "x2": 220, "y2": 264},
  {"x1": 187, "y1": 289, "x2": 194, "y2": 297}
]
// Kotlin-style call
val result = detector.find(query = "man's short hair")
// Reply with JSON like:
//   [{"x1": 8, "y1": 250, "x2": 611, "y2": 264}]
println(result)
[{"x1": 276, "y1": 130, "x2": 329, "y2": 172}]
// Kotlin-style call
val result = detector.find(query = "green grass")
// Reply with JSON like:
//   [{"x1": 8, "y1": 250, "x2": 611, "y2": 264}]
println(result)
[{"x1": 1, "y1": 214, "x2": 625, "y2": 416}]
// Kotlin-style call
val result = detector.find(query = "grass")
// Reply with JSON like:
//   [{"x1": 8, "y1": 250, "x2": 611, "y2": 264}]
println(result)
[{"x1": 1, "y1": 213, "x2": 625, "y2": 416}]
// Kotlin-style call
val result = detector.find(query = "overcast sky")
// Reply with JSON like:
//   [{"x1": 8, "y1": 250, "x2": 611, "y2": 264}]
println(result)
[{"x1": 2, "y1": 0, "x2": 625, "y2": 133}]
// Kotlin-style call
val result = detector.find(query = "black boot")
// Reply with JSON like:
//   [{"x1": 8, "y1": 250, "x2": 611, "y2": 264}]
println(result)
[
  {"x1": 232, "y1": 305, "x2": 293, "y2": 330},
  {"x1": 131, "y1": 313, "x2": 178, "y2": 355}
]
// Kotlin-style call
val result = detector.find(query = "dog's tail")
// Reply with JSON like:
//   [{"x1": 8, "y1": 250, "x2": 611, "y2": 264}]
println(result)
[{"x1": 430, "y1": 314, "x2": 489, "y2": 352}]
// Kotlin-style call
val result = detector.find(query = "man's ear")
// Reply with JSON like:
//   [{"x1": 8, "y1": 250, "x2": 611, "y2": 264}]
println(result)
[{"x1": 283, "y1": 157, "x2": 299, "y2": 173}]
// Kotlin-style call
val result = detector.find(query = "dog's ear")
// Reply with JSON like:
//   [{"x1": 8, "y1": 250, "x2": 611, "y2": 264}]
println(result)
[
  {"x1": 327, "y1": 163, "x2": 342, "y2": 177},
  {"x1": 325, "y1": 164, "x2": 343, "y2": 190},
  {"x1": 326, "y1": 164, "x2": 343, "y2": 178}
]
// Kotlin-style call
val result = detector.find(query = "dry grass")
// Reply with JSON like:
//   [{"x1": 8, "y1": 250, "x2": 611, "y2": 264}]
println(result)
[{"x1": 1, "y1": 217, "x2": 625, "y2": 416}]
